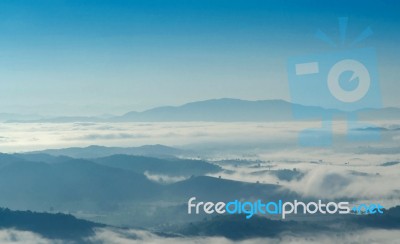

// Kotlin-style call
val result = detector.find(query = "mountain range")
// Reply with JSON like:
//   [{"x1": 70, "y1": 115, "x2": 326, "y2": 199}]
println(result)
[
  {"x1": 26, "y1": 144, "x2": 184, "y2": 158},
  {"x1": 170, "y1": 206, "x2": 400, "y2": 240},
  {"x1": 0, "y1": 208, "x2": 102, "y2": 242},
  {"x1": 0, "y1": 151, "x2": 299, "y2": 227},
  {"x1": 4, "y1": 98, "x2": 400, "y2": 122}
]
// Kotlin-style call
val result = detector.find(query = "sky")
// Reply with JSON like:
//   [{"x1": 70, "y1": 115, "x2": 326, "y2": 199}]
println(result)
[{"x1": 0, "y1": 0, "x2": 399, "y2": 116}]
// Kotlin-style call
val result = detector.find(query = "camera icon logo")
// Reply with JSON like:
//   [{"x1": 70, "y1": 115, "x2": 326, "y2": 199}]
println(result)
[
  {"x1": 287, "y1": 18, "x2": 381, "y2": 146},
  {"x1": 327, "y1": 59, "x2": 370, "y2": 103}
]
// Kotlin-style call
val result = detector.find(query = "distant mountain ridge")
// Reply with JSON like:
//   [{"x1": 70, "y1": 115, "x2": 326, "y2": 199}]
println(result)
[
  {"x1": 4, "y1": 98, "x2": 400, "y2": 122},
  {"x1": 115, "y1": 98, "x2": 335, "y2": 122},
  {"x1": 27, "y1": 144, "x2": 183, "y2": 158},
  {"x1": 0, "y1": 208, "x2": 102, "y2": 241},
  {"x1": 0, "y1": 152, "x2": 294, "y2": 227}
]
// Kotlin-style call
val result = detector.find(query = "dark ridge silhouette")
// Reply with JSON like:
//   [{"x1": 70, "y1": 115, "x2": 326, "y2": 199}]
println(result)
[
  {"x1": 352, "y1": 206, "x2": 400, "y2": 229},
  {"x1": 0, "y1": 208, "x2": 103, "y2": 241},
  {"x1": 0, "y1": 154, "x2": 162, "y2": 210},
  {"x1": 174, "y1": 214, "x2": 329, "y2": 240},
  {"x1": 171, "y1": 206, "x2": 400, "y2": 240}
]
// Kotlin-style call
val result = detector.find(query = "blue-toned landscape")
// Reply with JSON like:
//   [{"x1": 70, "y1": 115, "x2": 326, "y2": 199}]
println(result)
[
  {"x1": 0, "y1": 103, "x2": 399, "y2": 243},
  {"x1": 0, "y1": 0, "x2": 399, "y2": 243}
]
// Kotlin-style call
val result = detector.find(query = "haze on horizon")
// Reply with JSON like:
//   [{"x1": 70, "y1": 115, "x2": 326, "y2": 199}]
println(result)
[{"x1": 0, "y1": 0, "x2": 399, "y2": 116}]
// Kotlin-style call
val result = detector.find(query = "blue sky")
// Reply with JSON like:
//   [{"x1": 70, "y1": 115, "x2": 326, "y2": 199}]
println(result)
[{"x1": 0, "y1": 0, "x2": 399, "y2": 115}]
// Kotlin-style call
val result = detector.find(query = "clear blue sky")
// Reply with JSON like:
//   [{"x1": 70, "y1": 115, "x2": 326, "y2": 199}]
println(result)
[{"x1": 0, "y1": 0, "x2": 398, "y2": 116}]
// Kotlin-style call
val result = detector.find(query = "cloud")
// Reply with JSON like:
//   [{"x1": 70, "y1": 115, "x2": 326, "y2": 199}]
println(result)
[
  {"x1": 144, "y1": 171, "x2": 188, "y2": 184},
  {"x1": 0, "y1": 229, "x2": 62, "y2": 244},
  {"x1": 278, "y1": 164, "x2": 397, "y2": 203},
  {"x1": 206, "y1": 151, "x2": 400, "y2": 206},
  {"x1": 87, "y1": 227, "x2": 400, "y2": 244},
  {"x1": 0, "y1": 120, "x2": 399, "y2": 204},
  {"x1": 72, "y1": 133, "x2": 148, "y2": 140},
  {"x1": 0, "y1": 121, "x2": 298, "y2": 153},
  {"x1": 282, "y1": 163, "x2": 400, "y2": 204},
  {"x1": 0, "y1": 226, "x2": 398, "y2": 244},
  {"x1": 0, "y1": 136, "x2": 11, "y2": 142}
]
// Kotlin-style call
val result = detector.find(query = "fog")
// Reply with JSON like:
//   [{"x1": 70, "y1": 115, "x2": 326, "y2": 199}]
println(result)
[
  {"x1": 0, "y1": 229, "x2": 62, "y2": 244},
  {"x1": 0, "y1": 121, "x2": 399, "y2": 154},
  {"x1": 0, "y1": 121, "x2": 399, "y2": 242},
  {"x1": 1, "y1": 225, "x2": 400, "y2": 243},
  {"x1": 1, "y1": 121, "x2": 398, "y2": 206},
  {"x1": 89, "y1": 227, "x2": 400, "y2": 244}
]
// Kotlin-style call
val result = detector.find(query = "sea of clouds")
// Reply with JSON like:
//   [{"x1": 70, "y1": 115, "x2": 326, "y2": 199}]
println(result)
[{"x1": 1, "y1": 227, "x2": 399, "y2": 244}]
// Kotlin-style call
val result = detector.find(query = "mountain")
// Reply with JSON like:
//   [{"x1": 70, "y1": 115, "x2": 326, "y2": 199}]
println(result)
[
  {"x1": 28, "y1": 144, "x2": 183, "y2": 158},
  {"x1": 116, "y1": 98, "x2": 400, "y2": 122},
  {"x1": 115, "y1": 98, "x2": 340, "y2": 122},
  {"x1": 13, "y1": 153, "x2": 72, "y2": 164},
  {"x1": 172, "y1": 214, "x2": 328, "y2": 240},
  {"x1": 0, "y1": 208, "x2": 103, "y2": 242},
  {"x1": 0, "y1": 153, "x2": 300, "y2": 227},
  {"x1": 169, "y1": 206, "x2": 400, "y2": 240},
  {"x1": 0, "y1": 113, "x2": 43, "y2": 122},
  {"x1": 357, "y1": 107, "x2": 400, "y2": 120},
  {"x1": 164, "y1": 175, "x2": 299, "y2": 202},
  {"x1": 0, "y1": 154, "x2": 161, "y2": 210},
  {"x1": 5, "y1": 98, "x2": 400, "y2": 122}
]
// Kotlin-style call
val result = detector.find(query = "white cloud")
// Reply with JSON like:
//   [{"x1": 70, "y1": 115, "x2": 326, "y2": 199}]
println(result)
[
  {"x1": 88, "y1": 227, "x2": 400, "y2": 244},
  {"x1": 0, "y1": 229, "x2": 62, "y2": 244},
  {"x1": 144, "y1": 171, "x2": 188, "y2": 184}
]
